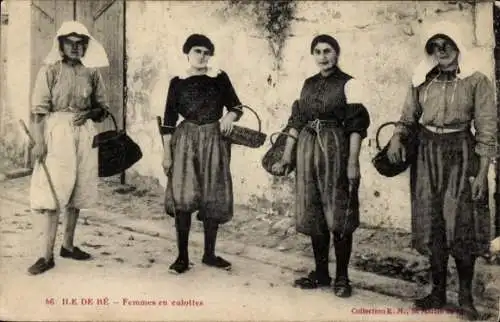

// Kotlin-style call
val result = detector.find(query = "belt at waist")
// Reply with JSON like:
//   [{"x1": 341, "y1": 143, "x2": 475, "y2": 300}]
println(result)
[
  {"x1": 307, "y1": 119, "x2": 341, "y2": 126},
  {"x1": 180, "y1": 119, "x2": 220, "y2": 128},
  {"x1": 422, "y1": 124, "x2": 468, "y2": 134},
  {"x1": 305, "y1": 119, "x2": 341, "y2": 132},
  {"x1": 304, "y1": 119, "x2": 342, "y2": 153}
]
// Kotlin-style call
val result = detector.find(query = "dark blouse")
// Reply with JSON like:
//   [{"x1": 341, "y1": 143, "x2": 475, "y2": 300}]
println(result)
[
  {"x1": 162, "y1": 70, "x2": 243, "y2": 134},
  {"x1": 287, "y1": 67, "x2": 370, "y2": 138}
]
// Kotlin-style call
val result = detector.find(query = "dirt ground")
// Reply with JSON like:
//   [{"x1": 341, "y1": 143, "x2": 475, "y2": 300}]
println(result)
[{"x1": 1, "y1": 196, "x2": 470, "y2": 322}]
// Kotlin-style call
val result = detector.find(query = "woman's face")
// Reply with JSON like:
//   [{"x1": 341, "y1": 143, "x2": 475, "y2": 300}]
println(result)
[
  {"x1": 428, "y1": 37, "x2": 459, "y2": 69},
  {"x1": 187, "y1": 46, "x2": 211, "y2": 69},
  {"x1": 61, "y1": 35, "x2": 87, "y2": 61},
  {"x1": 312, "y1": 42, "x2": 337, "y2": 72}
]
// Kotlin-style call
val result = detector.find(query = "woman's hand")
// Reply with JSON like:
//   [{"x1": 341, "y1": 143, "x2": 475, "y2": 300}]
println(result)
[
  {"x1": 219, "y1": 112, "x2": 238, "y2": 135},
  {"x1": 471, "y1": 171, "x2": 488, "y2": 201},
  {"x1": 88, "y1": 107, "x2": 108, "y2": 122},
  {"x1": 387, "y1": 134, "x2": 406, "y2": 164},
  {"x1": 73, "y1": 110, "x2": 91, "y2": 126},
  {"x1": 271, "y1": 157, "x2": 291, "y2": 176},
  {"x1": 347, "y1": 158, "x2": 360, "y2": 183},
  {"x1": 32, "y1": 141, "x2": 47, "y2": 163},
  {"x1": 162, "y1": 150, "x2": 173, "y2": 177}
]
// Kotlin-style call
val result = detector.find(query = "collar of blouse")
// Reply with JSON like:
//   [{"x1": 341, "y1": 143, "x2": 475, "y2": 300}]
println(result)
[
  {"x1": 178, "y1": 67, "x2": 221, "y2": 79},
  {"x1": 318, "y1": 65, "x2": 342, "y2": 79}
]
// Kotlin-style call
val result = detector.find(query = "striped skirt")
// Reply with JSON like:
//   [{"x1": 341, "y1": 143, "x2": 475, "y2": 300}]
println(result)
[
  {"x1": 410, "y1": 126, "x2": 491, "y2": 258},
  {"x1": 295, "y1": 120, "x2": 357, "y2": 237},
  {"x1": 164, "y1": 121, "x2": 234, "y2": 224}
]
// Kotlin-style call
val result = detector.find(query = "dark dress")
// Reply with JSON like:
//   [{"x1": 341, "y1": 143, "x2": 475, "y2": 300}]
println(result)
[
  {"x1": 287, "y1": 67, "x2": 370, "y2": 237},
  {"x1": 162, "y1": 70, "x2": 243, "y2": 224}
]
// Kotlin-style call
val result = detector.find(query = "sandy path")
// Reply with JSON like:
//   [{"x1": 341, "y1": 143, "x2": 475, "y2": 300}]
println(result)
[{"x1": 0, "y1": 197, "x2": 466, "y2": 321}]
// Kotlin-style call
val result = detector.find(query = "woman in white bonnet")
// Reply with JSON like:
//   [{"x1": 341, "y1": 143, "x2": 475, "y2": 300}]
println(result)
[
  {"x1": 28, "y1": 21, "x2": 110, "y2": 275},
  {"x1": 387, "y1": 21, "x2": 497, "y2": 320}
]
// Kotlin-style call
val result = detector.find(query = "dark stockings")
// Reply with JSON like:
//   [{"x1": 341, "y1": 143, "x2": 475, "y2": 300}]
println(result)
[
  {"x1": 309, "y1": 232, "x2": 353, "y2": 281},
  {"x1": 414, "y1": 226, "x2": 449, "y2": 309},
  {"x1": 414, "y1": 229, "x2": 479, "y2": 319},
  {"x1": 332, "y1": 232, "x2": 353, "y2": 297},
  {"x1": 430, "y1": 242, "x2": 449, "y2": 299},
  {"x1": 455, "y1": 256, "x2": 478, "y2": 320},
  {"x1": 294, "y1": 230, "x2": 353, "y2": 295},
  {"x1": 171, "y1": 212, "x2": 231, "y2": 272},
  {"x1": 456, "y1": 256, "x2": 475, "y2": 302},
  {"x1": 203, "y1": 219, "x2": 218, "y2": 259},
  {"x1": 333, "y1": 232, "x2": 353, "y2": 280},
  {"x1": 175, "y1": 212, "x2": 192, "y2": 261},
  {"x1": 202, "y1": 218, "x2": 231, "y2": 269},
  {"x1": 311, "y1": 232, "x2": 331, "y2": 279},
  {"x1": 293, "y1": 232, "x2": 332, "y2": 289}
]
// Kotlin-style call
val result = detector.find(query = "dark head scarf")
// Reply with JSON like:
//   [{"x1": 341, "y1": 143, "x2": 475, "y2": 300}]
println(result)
[
  {"x1": 182, "y1": 34, "x2": 215, "y2": 56},
  {"x1": 310, "y1": 34, "x2": 340, "y2": 55}
]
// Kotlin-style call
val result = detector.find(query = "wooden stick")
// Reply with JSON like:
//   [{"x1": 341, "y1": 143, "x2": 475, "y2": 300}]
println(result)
[
  {"x1": 24, "y1": 141, "x2": 30, "y2": 168},
  {"x1": 18, "y1": 119, "x2": 60, "y2": 212}
]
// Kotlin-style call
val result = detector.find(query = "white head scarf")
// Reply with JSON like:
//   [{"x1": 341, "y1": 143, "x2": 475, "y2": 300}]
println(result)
[
  {"x1": 44, "y1": 20, "x2": 109, "y2": 68},
  {"x1": 411, "y1": 21, "x2": 476, "y2": 87}
]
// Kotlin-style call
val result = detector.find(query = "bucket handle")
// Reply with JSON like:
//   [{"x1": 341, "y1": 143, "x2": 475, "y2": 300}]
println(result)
[
  {"x1": 232, "y1": 104, "x2": 262, "y2": 133},
  {"x1": 104, "y1": 110, "x2": 119, "y2": 131},
  {"x1": 375, "y1": 121, "x2": 398, "y2": 151},
  {"x1": 269, "y1": 131, "x2": 298, "y2": 145}
]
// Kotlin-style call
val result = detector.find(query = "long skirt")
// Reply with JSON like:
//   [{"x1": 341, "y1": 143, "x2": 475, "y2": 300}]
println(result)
[
  {"x1": 410, "y1": 126, "x2": 491, "y2": 259},
  {"x1": 30, "y1": 112, "x2": 98, "y2": 211},
  {"x1": 295, "y1": 121, "x2": 358, "y2": 237},
  {"x1": 164, "y1": 120, "x2": 234, "y2": 224}
]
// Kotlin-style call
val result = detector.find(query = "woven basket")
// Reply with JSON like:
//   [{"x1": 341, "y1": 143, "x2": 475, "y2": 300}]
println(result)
[
  {"x1": 371, "y1": 121, "x2": 418, "y2": 177},
  {"x1": 261, "y1": 126, "x2": 297, "y2": 176},
  {"x1": 224, "y1": 105, "x2": 267, "y2": 148},
  {"x1": 91, "y1": 112, "x2": 143, "y2": 177}
]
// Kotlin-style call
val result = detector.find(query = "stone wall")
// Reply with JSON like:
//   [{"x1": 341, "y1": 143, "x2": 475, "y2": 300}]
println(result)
[
  {"x1": 0, "y1": 1, "x2": 31, "y2": 165},
  {"x1": 125, "y1": 1, "x2": 496, "y2": 230}
]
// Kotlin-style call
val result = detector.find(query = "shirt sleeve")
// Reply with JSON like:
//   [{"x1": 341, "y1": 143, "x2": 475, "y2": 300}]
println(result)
[
  {"x1": 344, "y1": 79, "x2": 371, "y2": 138},
  {"x1": 286, "y1": 80, "x2": 308, "y2": 132},
  {"x1": 345, "y1": 78, "x2": 369, "y2": 106},
  {"x1": 286, "y1": 99, "x2": 306, "y2": 132},
  {"x1": 90, "y1": 69, "x2": 110, "y2": 122},
  {"x1": 473, "y1": 73, "x2": 497, "y2": 158},
  {"x1": 394, "y1": 83, "x2": 422, "y2": 137},
  {"x1": 220, "y1": 71, "x2": 243, "y2": 121},
  {"x1": 161, "y1": 77, "x2": 179, "y2": 135},
  {"x1": 31, "y1": 65, "x2": 54, "y2": 115}
]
